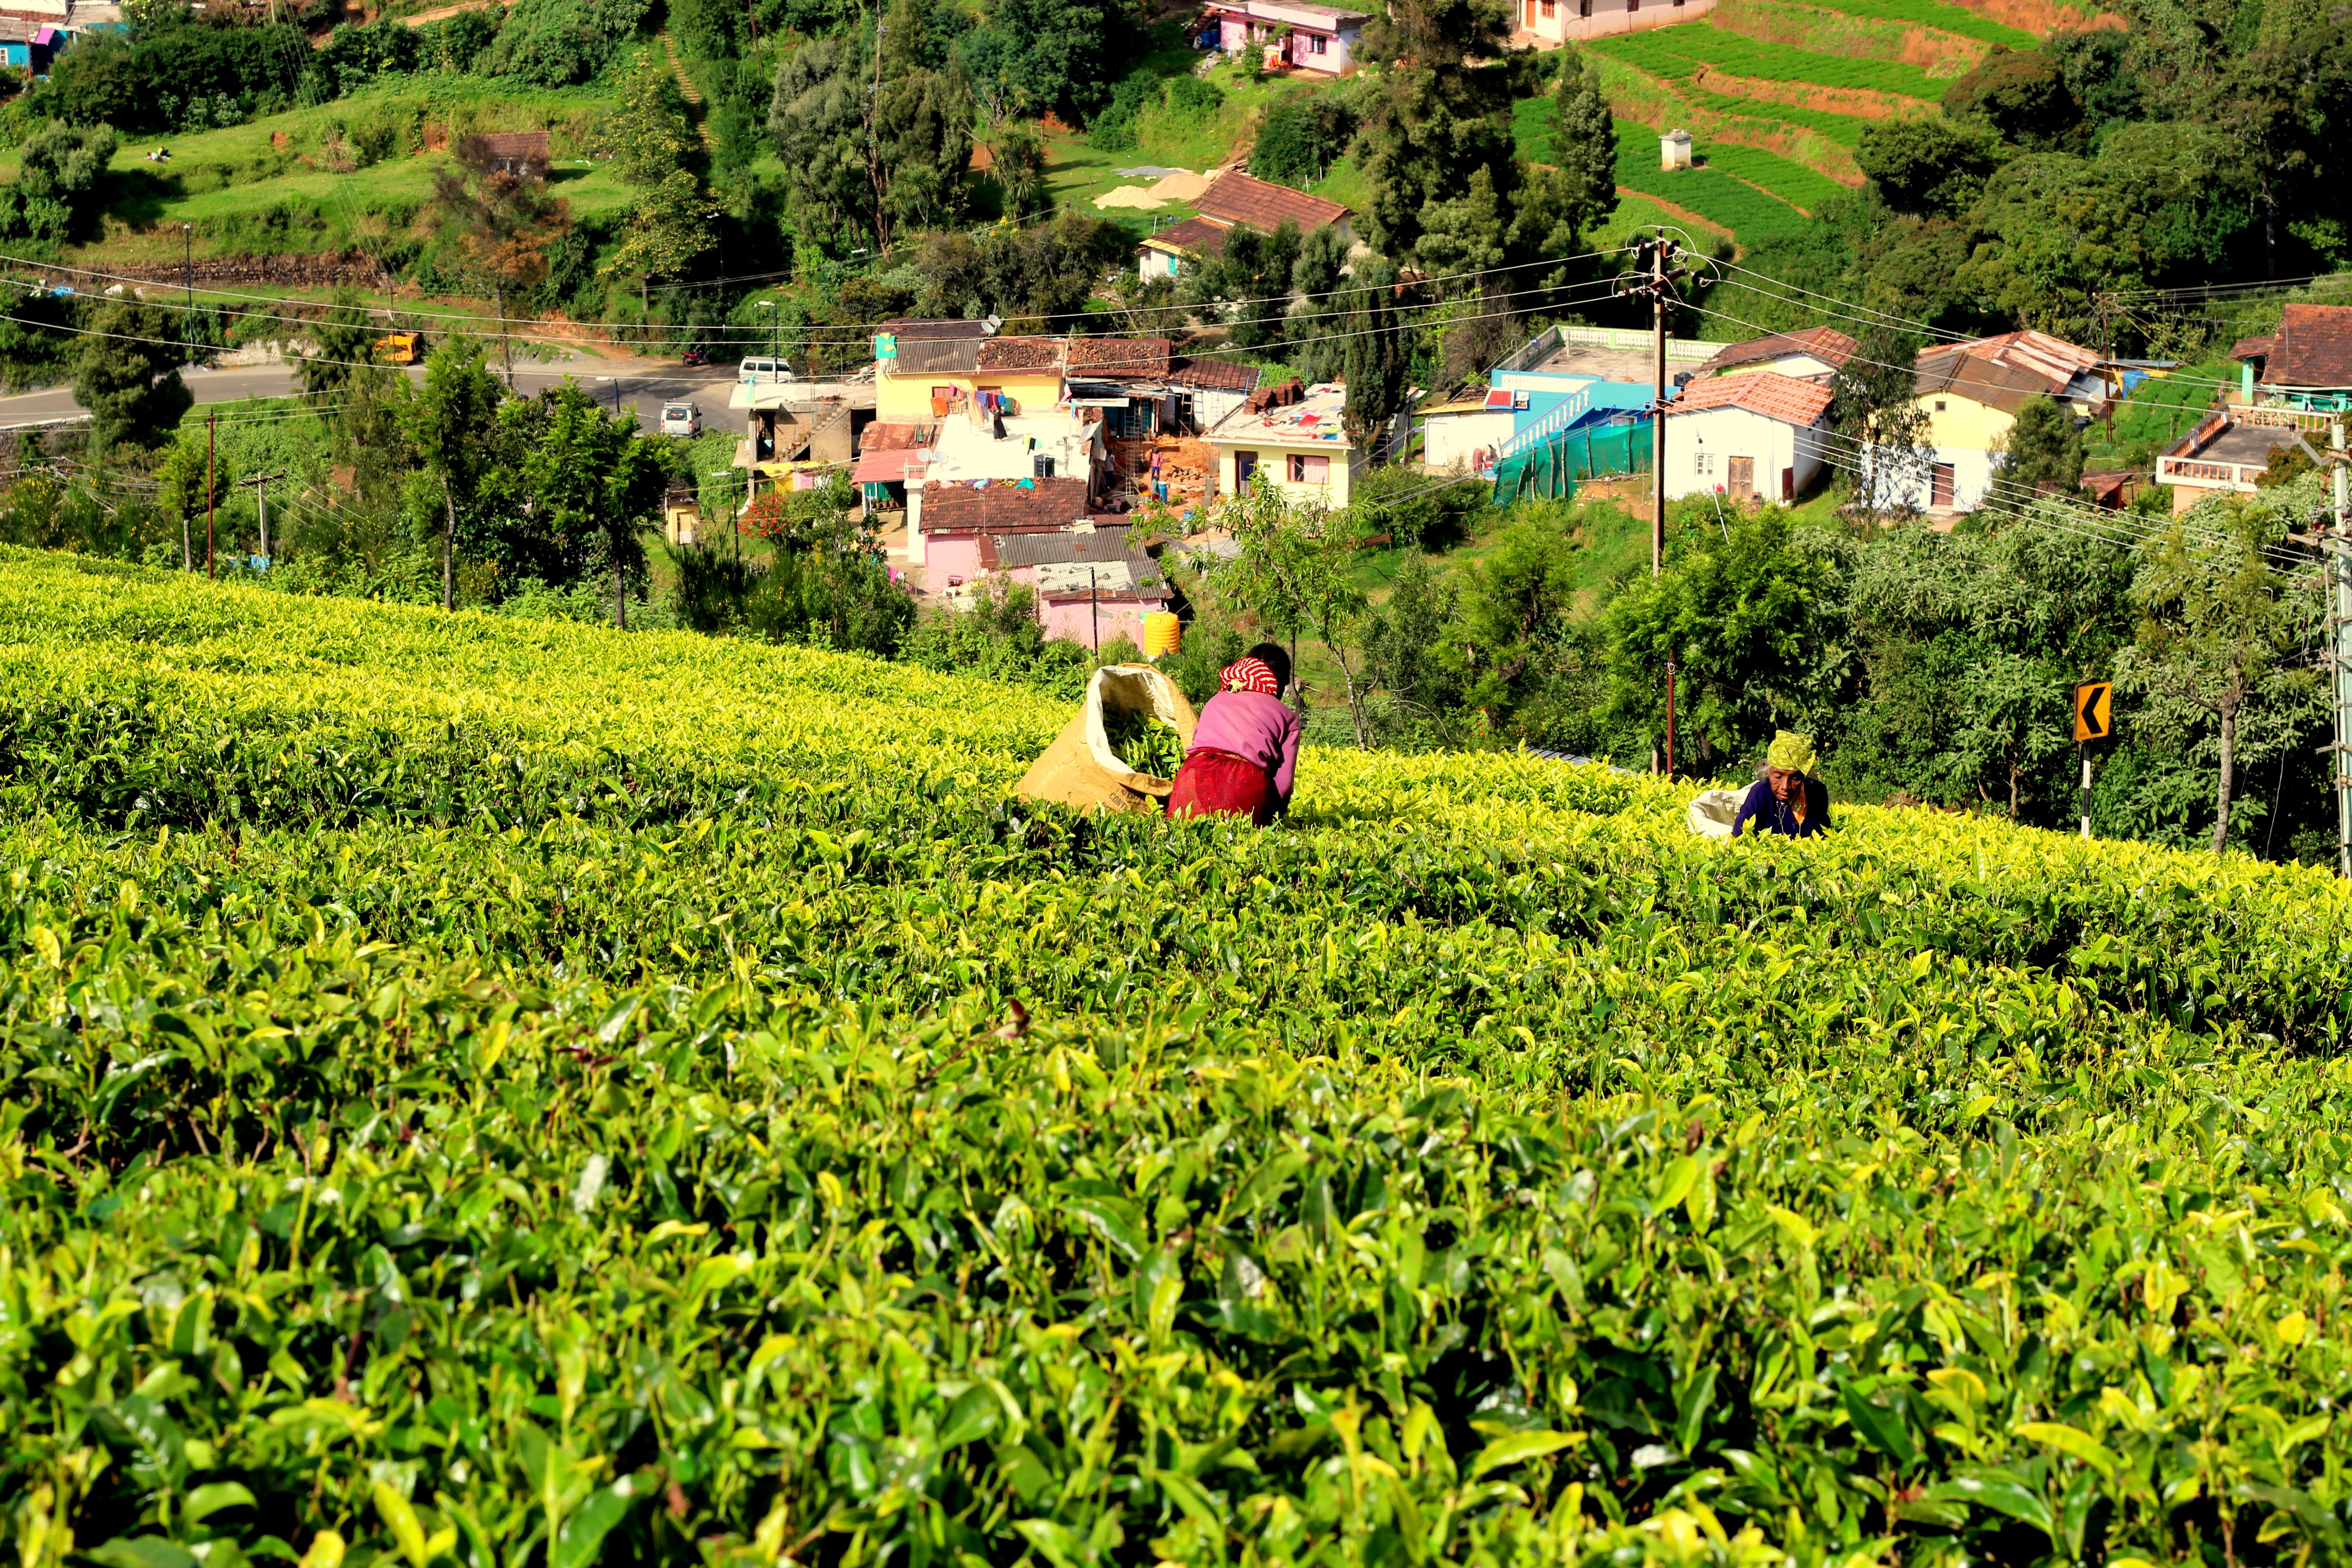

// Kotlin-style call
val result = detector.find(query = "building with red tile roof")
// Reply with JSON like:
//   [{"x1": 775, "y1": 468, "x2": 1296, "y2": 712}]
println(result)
[{"x1": 1662, "y1": 370, "x2": 1832, "y2": 503}]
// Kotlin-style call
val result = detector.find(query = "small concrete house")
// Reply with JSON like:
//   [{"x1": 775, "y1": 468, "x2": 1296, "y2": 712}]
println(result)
[
  {"x1": 1692, "y1": 326, "x2": 1857, "y2": 382},
  {"x1": 1663, "y1": 370, "x2": 1832, "y2": 503},
  {"x1": 1200, "y1": 0, "x2": 1368, "y2": 74},
  {"x1": 1661, "y1": 129, "x2": 1693, "y2": 171},
  {"x1": 1137, "y1": 173, "x2": 1351, "y2": 279},
  {"x1": 1207, "y1": 379, "x2": 1363, "y2": 506}
]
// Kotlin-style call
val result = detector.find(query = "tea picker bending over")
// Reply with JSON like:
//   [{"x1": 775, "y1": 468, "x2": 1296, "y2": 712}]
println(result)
[{"x1": 1165, "y1": 645, "x2": 1302, "y2": 827}]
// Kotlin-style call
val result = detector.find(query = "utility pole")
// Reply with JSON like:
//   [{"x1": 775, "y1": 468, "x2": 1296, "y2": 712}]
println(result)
[
  {"x1": 2331, "y1": 415, "x2": 2350, "y2": 877},
  {"x1": 204, "y1": 410, "x2": 216, "y2": 580},
  {"x1": 1621, "y1": 229, "x2": 1688, "y2": 774},
  {"x1": 240, "y1": 469, "x2": 284, "y2": 565},
  {"x1": 182, "y1": 223, "x2": 192, "y2": 314}
]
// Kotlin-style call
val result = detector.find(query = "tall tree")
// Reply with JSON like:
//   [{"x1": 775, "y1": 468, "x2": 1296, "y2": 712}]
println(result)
[
  {"x1": 1208, "y1": 480, "x2": 1376, "y2": 745},
  {"x1": 1831, "y1": 326, "x2": 1933, "y2": 517},
  {"x1": 2117, "y1": 494, "x2": 2313, "y2": 853},
  {"x1": 431, "y1": 135, "x2": 573, "y2": 388},
  {"x1": 157, "y1": 433, "x2": 231, "y2": 572},
  {"x1": 1995, "y1": 395, "x2": 2087, "y2": 499},
  {"x1": 603, "y1": 59, "x2": 718, "y2": 306},
  {"x1": 519, "y1": 382, "x2": 672, "y2": 628},
  {"x1": 1342, "y1": 258, "x2": 1408, "y2": 457},
  {"x1": 74, "y1": 301, "x2": 190, "y2": 453},
  {"x1": 402, "y1": 340, "x2": 504, "y2": 612},
  {"x1": 1352, "y1": 0, "x2": 1519, "y2": 265}
]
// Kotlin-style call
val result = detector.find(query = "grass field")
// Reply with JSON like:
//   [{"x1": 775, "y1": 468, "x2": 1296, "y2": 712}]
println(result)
[
  {"x1": 1603, "y1": 122, "x2": 1813, "y2": 246},
  {"x1": 1588, "y1": 25, "x2": 1946, "y2": 101},
  {"x1": 7, "y1": 549, "x2": 2352, "y2": 1567}
]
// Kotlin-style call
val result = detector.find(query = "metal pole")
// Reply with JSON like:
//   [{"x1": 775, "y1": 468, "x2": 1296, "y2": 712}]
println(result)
[
  {"x1": 204, "y1": 410, "x2": 216, "y2": 580},
  {"x1": 1090, "y1": 564, "x2": 1099, "y2": 651},
  {"x1": 2080, "y1": 740, "x2": 2092, "y2": 840},
  {"x1": 1651, "y1": 234, "x2": 1668, "y2": 580},
  {"x1": 182, "y1": 223, "x2": 191, "y2": 315},
  {"x1": 257, "y1": 471, "x2": 266, "y2": 562},
  {"x1": 2332, "y1": 416, "x2": 2350, "y2": 877},
  {"x1": 1665, "y1": 658, "x2": 1676, "y2": 778}
]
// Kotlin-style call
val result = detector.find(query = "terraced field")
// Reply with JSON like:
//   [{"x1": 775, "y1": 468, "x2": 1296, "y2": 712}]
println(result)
[{"x1": 1548, "y1": 0, "x2": 2063, "y2": 254}]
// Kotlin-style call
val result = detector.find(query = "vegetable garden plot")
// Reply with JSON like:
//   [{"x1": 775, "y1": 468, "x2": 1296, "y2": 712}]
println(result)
[
  {"x1": 5, "y1": 550, "x2": 2352, "y2": 1568},
  {"x1": 1611, "y1": 124, "x2": 1813, "y2": 245},
  {"x1": 1590, "y1": 26, "x2": 1945, "y2": 101}
]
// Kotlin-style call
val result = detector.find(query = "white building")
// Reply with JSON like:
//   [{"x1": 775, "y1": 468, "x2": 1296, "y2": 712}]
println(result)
[{"x1": 1662, "y1": 371, "x2": 1833, "y2": 503}]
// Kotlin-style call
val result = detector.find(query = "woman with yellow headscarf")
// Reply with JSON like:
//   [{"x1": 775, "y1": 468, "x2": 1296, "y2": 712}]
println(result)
[{"x1": 1732, "y1": 731, "x2": 1833, "y2": 838}]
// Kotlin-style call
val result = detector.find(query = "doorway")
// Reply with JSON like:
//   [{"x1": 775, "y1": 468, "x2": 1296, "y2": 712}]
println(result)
[{"x1": 1728, "y1": 455, "x2": 1754, "y2": 498}]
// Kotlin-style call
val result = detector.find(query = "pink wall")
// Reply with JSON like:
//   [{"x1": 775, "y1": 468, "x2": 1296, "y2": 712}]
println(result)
[
  {"x1": 1042, "y1": 597, "x2": 1159, "y2": 649},
  {"x1": 922, "y1": 534, "x2": 984, "y2": 593}
]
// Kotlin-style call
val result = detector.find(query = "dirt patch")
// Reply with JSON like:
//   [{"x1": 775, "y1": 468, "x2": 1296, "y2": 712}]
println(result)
[
  {"x1": 1892, "y1": 24, "x2": 1985, "y2": 73},
  {"x1": 397, "y1": 0, "x2": 511, "y2": 25},
  {"x1": 1947, "y1": 0, "x2": 2124, "y2": 30},
  {"x1": 1688, "y1": 68, "x2": 1929, "y2": 120}
]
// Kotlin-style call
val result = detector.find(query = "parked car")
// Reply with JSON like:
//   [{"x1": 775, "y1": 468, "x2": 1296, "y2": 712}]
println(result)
[
  {"x1": 659, "y1": 401, "x2": 701, "y2": 437},
  {"x1": 373, "y1": 331, "x2": 426, "y2": 365},
  {"x1": 738, "y1": 356, "x2": 794, "y2": 385}
]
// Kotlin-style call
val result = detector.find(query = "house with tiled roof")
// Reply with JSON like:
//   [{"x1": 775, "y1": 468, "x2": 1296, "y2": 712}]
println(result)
[
  {"x1": 1663, "y1": 371, "x2": 1832, "y2": 503},
  {"x1": 1875, "y1": 332, "x2": 2106, "y2": 511},
  {"x1": 2229, "y1": 304, "x2": 2352, "y2": 412},
  {"x1": 1134, "y1": 173, "x2": 1352, "y2": 282},
  {"x1": 1693, "y1": 327, "x2": 1857, "y2": 381}
]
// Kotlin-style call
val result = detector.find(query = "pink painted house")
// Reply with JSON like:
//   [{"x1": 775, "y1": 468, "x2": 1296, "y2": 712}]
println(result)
[
  {"x1": 981, "y1": 525, "x2": 1172, "y2": 650},
  {"x1": 910, "y1": 476, "x2": 1096, "y2": 594},
  {"x1": 1202, "y1": 0, "x2": 1368, "y2": 73}
]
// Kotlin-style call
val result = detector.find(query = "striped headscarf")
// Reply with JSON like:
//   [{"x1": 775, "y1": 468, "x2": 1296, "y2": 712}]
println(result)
[{"x1": 1220, "y1": 656, "x2": 1280, "y2": 696}]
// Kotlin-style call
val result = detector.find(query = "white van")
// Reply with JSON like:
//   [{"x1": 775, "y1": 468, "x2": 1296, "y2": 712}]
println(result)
[
  {"x1": 737, "y1": 357, "x2": 794, "y2": 385},
  {"x1": 659, "y1": 401, "x2": 701, "y2": 436}
]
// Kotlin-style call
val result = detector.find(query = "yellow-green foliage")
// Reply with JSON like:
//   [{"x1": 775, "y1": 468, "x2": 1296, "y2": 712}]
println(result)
[{"x1": 4, "y1": 548, "x2": 2352, "y2": 1568}]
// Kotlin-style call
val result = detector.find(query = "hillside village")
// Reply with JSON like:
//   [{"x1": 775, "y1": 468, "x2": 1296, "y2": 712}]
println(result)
[{"x1": 0, "y1": 0, "x2": 2337, "y2": 850}]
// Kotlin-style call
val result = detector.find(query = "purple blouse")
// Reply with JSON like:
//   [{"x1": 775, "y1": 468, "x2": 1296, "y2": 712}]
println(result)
[{"x1": 1188, "y1": 690, "x2": 1303, "y2": 800}]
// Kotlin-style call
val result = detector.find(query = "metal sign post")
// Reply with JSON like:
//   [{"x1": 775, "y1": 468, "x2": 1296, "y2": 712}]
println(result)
[{"x1": 2073, "y1": 680, "x2": 2113, "y2": 839}]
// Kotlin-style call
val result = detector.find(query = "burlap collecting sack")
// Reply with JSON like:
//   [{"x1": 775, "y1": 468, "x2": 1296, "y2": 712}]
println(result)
[
  {"x1": 1686, "y1": 788, "x2": 1745, "y2": 838},
  {"x1": 1015, "y1": 664, "x2": 1200, "y2": 814}
]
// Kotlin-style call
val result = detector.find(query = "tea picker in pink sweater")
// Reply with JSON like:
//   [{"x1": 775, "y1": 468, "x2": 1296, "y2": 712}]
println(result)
[{"x1": 1165, "y1": 644, "x2": 1303, "y2": 826}]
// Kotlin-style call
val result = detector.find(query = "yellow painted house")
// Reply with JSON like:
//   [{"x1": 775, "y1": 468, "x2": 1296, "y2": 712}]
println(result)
[
  {"x1": 1205, "y1": 381, "x2": 1363, "y2": 507},
  {"x1": 1879, "y1": 331, "x2": 2106, "y2": 510}
]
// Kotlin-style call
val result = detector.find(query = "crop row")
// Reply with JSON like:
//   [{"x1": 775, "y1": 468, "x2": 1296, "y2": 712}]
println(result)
[
  {"x1": 1688, "y1": 142, "x2": 1854, "y2": 214},
  {"x1": 5, "y1": 553, "x2": 2352, "y2": 1566},
  {"x1": 6, "y1": 792, "x2": 2352, "y2": 1567},
  {"x1": 1612, "y1": 125, "x2": 1814, "y2": 246},
  {"x1": 1589, "y1": 25, "x2": 1944, "y2": 102},
  {"x1": 1765, "y1": 0, "x2": 2034, "y2": 49}
]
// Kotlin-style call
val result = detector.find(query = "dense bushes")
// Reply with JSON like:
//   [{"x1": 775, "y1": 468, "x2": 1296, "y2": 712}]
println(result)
[
  {"x1": 1087, "y1": 67, "x2": 1225, "y2": 152},
  {"x1": 483, "y1": 0, "x2": 655, "y2": 87},
  {"x1": 1247, "y1": 87, "x2": 1354, "y2": 187},
  {"x1": 32, "y1": 23, "x2": 306, "y2": 134},
  {"x1": 0, "y1": 121, "x2": 115, "y2": 242}
]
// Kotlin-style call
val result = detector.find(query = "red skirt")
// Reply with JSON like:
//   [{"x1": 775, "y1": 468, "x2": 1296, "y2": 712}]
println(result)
[{"x1": 1165, "y1": 747, "x2": 1277, "y2": 826}]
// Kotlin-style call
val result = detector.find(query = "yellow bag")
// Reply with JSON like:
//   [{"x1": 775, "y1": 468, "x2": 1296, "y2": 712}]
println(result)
[{"x1": 1015, "y1": 665, "x2": 1199, "y2": 814}]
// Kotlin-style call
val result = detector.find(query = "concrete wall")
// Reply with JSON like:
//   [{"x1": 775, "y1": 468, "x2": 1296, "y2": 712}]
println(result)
[
  {"x1": 1215, "y1": 442, "x2": 1365, "y2": 508},
  {"x1": 875, "y1": 368, "x2": 1063, "y2": 424},
  {"x1": 1042, "y1": 596, "x2": 1161, "y2": 649},
  {"x1": 1422, "y1": 408, "x2": 1513, "y2": 470},
  {"x1": 1663, "y1": 406, "x2": 1822, "y2": 501},
  {"x1": 1514, "y1": 0, "x2": 1715, "y2": 46},
  {"x1": 919, "y1": 533, "x2": 985, "y2": 593}
]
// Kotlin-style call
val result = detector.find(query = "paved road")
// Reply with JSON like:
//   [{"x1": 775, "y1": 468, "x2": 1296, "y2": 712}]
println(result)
[{"x1": 0, "y1": 358, "x2": 745, "y2": 437}]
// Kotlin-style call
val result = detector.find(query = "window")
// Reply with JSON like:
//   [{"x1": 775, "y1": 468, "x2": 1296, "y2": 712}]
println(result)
[
  {"x1": 1540, "y1": 0, "x2": 1555, "y2": 16},
  {"x1": 1933, "y1": 399, "x2": 1947, "y2": 412},
  {"x1": 1034, "y1": 455, "x2": 1056, "y2": 478},
  {"x1": 1306, "y1": 31, "x2": 1327, "y2": 51},
  {"x1": 1289, "y1": 453, "x2": 1331, "y2": 483},
  {"x1": 1693, "y1": 451, "x2": 1714, "y2": 476}
]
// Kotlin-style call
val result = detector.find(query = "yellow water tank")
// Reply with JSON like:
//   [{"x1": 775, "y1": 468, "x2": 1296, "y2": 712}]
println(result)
[{"x1": 1142, "y1": 612, "x2": 1181, "y2": 657}]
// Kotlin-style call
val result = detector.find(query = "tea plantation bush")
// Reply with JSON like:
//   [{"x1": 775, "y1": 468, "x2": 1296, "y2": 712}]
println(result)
[{"x1": 4, "y1": 550, "x2": 2352, "y2": 1568}]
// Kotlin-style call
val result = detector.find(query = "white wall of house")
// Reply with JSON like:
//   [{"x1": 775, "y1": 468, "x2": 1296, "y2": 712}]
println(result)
[
  {"x1": 1664, "y1": 406, "x2": 1825, "y2": 501},
  {"x1": 1855, "y1": 444, "x2": 1999, "y2": 512},
  {"x1": 1421, "y1": 408, "x2": 1514, "y2": 471}
]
